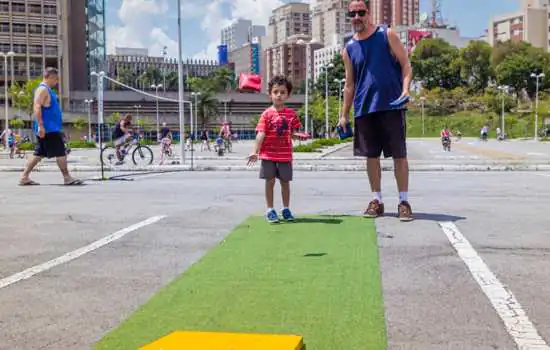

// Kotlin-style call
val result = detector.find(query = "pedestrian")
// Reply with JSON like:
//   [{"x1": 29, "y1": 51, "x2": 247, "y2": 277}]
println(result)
[
  {"x1": 338, "y1": 0, "x2": 414, "y2": 221},
  {"x1": 247, "y1": 75, "x2": 306, "y2": 223},
  {"x1": 19, "y1": 67, "x2": 83, "y2": 186}
]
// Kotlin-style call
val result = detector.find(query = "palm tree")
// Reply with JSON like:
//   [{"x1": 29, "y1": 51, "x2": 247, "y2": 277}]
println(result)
[
  {"x1": 211, "y1": 67, "x2": 235, "y2": 92},
  {"x1": 197, "y1": 90, "x2": 219, "y2": 128}
]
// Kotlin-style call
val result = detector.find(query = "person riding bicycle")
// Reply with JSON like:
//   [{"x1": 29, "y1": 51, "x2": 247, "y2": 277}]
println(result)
[
  {"x1": 159, "y1": 122, "x2": 172, "y2": 165},
  {"x1": 112, "y1": 113, "x2": 134, "y2": 162},
  {"x1": 219, "y1": 121, "x2": 232, "y2": 151},
  {"x1": 480, "y1": 125, "x2": 488, "y2": 140},
  {"x1": 440, "y1": 126, "x2": 452, "y2": 140}
]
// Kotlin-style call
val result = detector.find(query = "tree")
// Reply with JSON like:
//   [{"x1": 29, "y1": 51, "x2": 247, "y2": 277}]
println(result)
[
  {"x1": 9, "y1": 79, "x2": 42, "y2": 116},
  {"x1": 411, "y1": 38, "x2": 461, "y2": 90},
  {"x1": 314, "y1": 53, "x2": 345, "y2": 96},
  {"x1": 196, "y1": 90, "x2": 219, "y2": 128},
  {"x1": 457, "y1": 40, "x2": 494, "y2": 93},
  {"x1": 9, "y1": 118, "x2": 24, "y2": 131},
  {"x1": 72, "y1": 117, "x2": 87, "y2": 136}
]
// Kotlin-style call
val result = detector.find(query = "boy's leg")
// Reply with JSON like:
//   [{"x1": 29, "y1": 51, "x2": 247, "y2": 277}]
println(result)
[
  {"x1": 259, "y1": 160, "x2": 279, "y2": 223},
  {"x1": 278, "y1": 162, "x2": 295, "y2": 221}
]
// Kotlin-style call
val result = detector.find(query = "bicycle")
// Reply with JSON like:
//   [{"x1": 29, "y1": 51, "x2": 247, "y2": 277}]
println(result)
[{"x1": 101, "y1": 135, "x2": 154, "y2": 166}]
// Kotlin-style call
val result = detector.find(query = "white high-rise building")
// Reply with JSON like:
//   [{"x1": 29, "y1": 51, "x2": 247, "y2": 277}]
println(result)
[
  {"x1": 267, "y1": 3, "x2": 311, "y2": 46},
  {"x1": 221, "y1": 19, "x2": 266, "y2": 51},
  {"x1": 312, "y1": 0, "x2": 352, "y2": 47}
]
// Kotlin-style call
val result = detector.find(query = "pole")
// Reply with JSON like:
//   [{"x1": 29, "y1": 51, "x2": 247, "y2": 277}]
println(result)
[
  {"x1": 501, "y1": 90, "x2": 505, "y2": 136},
  {"x1": 190, "y1": 102, "x2": 194, "y2": 170},
  {"x1": 155, "y1": 87, "x2": 160, "y2": 140},
  {"x1": 194, "y1": 94, "x2": 199, "y2": 136},
  {"x1": 177, "y1": 0, "x2": 186, "y2": 164},
  {"x1": 324, "y1": 68, "x2": 329, "y2": 139},
  {"x1": 3, "y1": 54, "x2": 8, "y2": 148},
  {"x1": 535, "y1": 77, "x2": 539, "y2": 141},
  {"x1": 337, "y1": 80, "x2": 343, "y2": 119},
  {"x1": 305, "y1": 43, "x2": 309, "y2": 134},
  {"x1": 97, "y1": 72, "x2": 105, "y2": 179},
  {"x1": 421, "y1": 100, "x2": 425, "y2": 136},
  {"x1": 224, "y1": 101, "x2": 227, "y2": 121},
  {"x1": 87, "y1": 102, "x2": 92, "y2": 141}
]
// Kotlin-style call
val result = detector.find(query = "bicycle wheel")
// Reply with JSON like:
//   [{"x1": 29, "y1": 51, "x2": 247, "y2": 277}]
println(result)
[
  {"x1": 101, "y1": 145, "x2": 119, "y2": 166},
  {"x1": 132, "y1": 145, "x2": 154, "y2": 165}
]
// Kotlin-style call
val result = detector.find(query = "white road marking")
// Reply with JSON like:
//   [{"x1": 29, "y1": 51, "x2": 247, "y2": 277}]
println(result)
[
  {"x1": 527, "y1": 152, "x2": 547, "y2": 157},
  {"x1": 438, "y1": 222, "x2": 550, "y2": 349},
  {"x1": 0, "y1": 215, "x2": 166, "y2": 290}
]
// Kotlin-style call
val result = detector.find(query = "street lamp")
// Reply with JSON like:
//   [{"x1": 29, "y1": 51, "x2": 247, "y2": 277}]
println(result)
[
  {"x1": 151, "y1": 83, "x2": 162, "y2": 139},
  {"x1": 177, "y1": 0, "x2": 186, "y2": 164},
  {"x1": 84, "y1": 99, "x2": 93, "y2": 141},
  {"x1": 531, "y1": 72, "x2": 545, "y2": 141},
  {"x1": 191, "y1": 92, "x2": 201, "y2": 136},
  {"x1": 222, "y1": 99, "x2": 229, "y2": 122},
  {"x1": 297, "y1": 39, "x2": 318, "y2": 134},
  {"x1": 322, "y1": 63, "x2": 334, "y2": 139},
  {"x1": 497, "y1": 85, "x2": 509, "y2": 137},
  {"x1": 334, "y1": 78, "x2": 345, "y2": 122},
  {"x1": 419, "y1": 96, "x2": 426, "y2": 136},
  {"x1": 0, "y1": 51, "x2": 15, "y2": 148}
]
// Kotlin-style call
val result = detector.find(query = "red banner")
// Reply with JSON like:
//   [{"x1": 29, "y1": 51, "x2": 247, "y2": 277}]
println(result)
[{"x1": 407, "y1": 30, "x2": 432, "y2": 56}]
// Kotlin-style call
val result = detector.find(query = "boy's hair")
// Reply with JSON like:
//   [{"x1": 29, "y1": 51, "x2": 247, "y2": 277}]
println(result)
[{"x1": 268, "y1": 75, "x2": 293, "y2": 95}]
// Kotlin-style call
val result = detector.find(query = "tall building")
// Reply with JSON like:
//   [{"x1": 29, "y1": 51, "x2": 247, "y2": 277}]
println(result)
[
  {"x1": 267, "y1": 2, "x2": 311, "y2": 46},
  {"x1": 488, "y1": 0, "x2": 549, "y2": 51},
  {"x1": 370, "y1": 0, "x2": 419, "y2": 27},
  {"x1": 0, "y1": 0, "x2": 60, "y2": 98},
  {"x1": 312, "y1": 0, "x2": 352, "y2": 47},
  {"x1": 221, "y1": 19, "x2": 266, "y2": 51}
]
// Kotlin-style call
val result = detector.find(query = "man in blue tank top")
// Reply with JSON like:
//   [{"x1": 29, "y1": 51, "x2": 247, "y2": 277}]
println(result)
[
  {"x1": 339, "y1": 0, "x2": 413, "y2": 221},
  {"x1": 19, "y1": 67, "x2": 82, "y2": 186}
]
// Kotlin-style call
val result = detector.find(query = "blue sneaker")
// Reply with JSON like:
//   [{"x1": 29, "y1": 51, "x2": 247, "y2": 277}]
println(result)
[
  {"x1": 281, "y1": 208, "x2": 295, "y2": 222},
  {"x1": 266, "y1": 209, "x2": 279, "y2": 223}
]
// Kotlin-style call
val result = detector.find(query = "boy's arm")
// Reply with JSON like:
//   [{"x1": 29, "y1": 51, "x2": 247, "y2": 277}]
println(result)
[{"x1": 251, "y1": 114, "x2": 267, "y2": 154}]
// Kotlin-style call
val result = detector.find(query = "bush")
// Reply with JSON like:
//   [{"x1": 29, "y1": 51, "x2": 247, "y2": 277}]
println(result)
[
  {"x1": 18, "y1": 142, "x2": 34, "y2": 151},
  {"x1": 67, "y1": 140, "x2": 97, "y2": 149},
  {"x1": 293, "y1": 137, "x2": 351, "y2": 152},
  {"x1": 293, "y1": 144, "x2": 321, "y2": 152}
]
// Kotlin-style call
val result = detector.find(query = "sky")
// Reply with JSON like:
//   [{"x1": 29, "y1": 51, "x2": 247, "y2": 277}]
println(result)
[{"x1": 105, "y1": 0, "x2": 521, "y2": 60}]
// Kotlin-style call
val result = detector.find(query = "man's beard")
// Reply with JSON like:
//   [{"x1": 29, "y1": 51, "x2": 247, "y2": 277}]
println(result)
[{"x1": 353, "y1": 22, "x2": 367, "y2": 33}]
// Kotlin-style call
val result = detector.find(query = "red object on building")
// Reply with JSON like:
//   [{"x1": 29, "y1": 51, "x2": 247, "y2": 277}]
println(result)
[
  {"x1": 238, "y1": 72, "x2": 262, "y2": 93},
  {"x1": 407, "y1": 30, "x2": 433, "y2": 56}
]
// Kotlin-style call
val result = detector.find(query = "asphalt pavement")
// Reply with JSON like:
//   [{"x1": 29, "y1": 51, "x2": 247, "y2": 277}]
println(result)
[{"x1": 1, "y1": 170, "x2": 550, "y2": 349}]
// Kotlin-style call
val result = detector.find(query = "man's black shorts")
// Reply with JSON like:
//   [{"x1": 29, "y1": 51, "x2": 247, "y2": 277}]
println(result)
[
  {"x1": 34, "y1": 131, "x2": 66, "y2": 158},
  {"x1": 353, "y1": 109, "x2": 407, "y2": 159}
]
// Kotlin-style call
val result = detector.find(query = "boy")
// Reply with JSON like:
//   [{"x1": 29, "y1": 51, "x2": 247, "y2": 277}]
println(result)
[{"x1": 247, "y1": 75, "x2": 306, "y2": 223}]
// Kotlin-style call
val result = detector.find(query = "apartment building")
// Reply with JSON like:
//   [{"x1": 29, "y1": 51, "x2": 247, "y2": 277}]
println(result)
[
  {"x1": 0, "y1": 0, "x2": 60, "y2": 95},
  {"x1": 370, "y1": 0, "x2": 419, "y2": 26},
  {"x1": 267, "y1": 2, "x2": 311, "y2": 46},
  {"x1": 312, "y1": 0, "x2": 352, "y2": 47},
  {"x1": 221, "y1": 19, "x2": 266, "y2": 51},
  {"x1": 313, "y1": 46, "x2": 341, "y2": 82},
  {"x1": 265, "y1": 34, "x2": 323, "y2": 89},
  {"x1": 488, "y1": 0, "x2": 550, "y2": 51}
]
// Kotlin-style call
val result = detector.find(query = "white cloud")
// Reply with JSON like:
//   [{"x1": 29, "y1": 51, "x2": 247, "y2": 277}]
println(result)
[{"x1": 106, "y1": 0, "x2": 176, "y2": 57}]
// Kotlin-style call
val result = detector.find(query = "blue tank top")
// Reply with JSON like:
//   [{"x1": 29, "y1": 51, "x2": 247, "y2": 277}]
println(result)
[
  {"x1": 345, "y1": 25, "x2": 403, "y2": 117},
  {"x1": 33, "y1": 83, "x2": 62, "y2": 134}
]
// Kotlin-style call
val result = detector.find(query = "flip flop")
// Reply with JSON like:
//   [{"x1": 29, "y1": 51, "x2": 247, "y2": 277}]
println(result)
[
  {"x1": 18, "y1": 180, "x2": 40, "y2": 186},
  {"x1": 64, "y1": 179, "x2": 84, "y2": 186}
]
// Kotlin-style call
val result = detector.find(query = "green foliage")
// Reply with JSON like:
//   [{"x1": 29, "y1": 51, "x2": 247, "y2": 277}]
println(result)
[
  {"x1": 67, "y1": 140, "x2": 97, "y2": 148},
  {"x1": 18, "y1": 142, "x2": 34, "y2": 151},
  {"x1": 72, "y1": 117, "x2": 87, "y2": 132},
  {"x1": 457, "y1": 40, "x2": 494, "y2": 93},
  {"x1": 9, "y1": 79, "x2": 42, "y2": 115},
  {"x1": 313, "y1": 53, "x2": 345, "y2": 96},
  {"x1": 293, "y1": 138, "x2": 351, "y2": 152},
  {"x1": 9, "y1": 119, "x2": 25, "y2": 129},
  {"x1": 411, "y1": 38, "x2": 461, "y2": 89}
]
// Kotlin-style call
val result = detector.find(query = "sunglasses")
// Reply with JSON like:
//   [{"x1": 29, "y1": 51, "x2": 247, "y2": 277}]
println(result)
[{"x1": 347, "y1": 10, "x2": 367, "y2": 18}]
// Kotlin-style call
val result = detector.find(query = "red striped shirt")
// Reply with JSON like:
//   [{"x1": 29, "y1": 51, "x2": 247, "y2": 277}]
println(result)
[{"x1": 256, "y1": 106, "x2": 302, "y2": 162}]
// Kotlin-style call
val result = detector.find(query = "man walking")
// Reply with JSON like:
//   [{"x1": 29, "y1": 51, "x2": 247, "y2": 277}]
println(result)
[
  {"x1": 19, "y1": 67, "x2": 82, "y2": 186},
  {"x1": 339, "y1": 0, "x2": 413, "y2": 221}
]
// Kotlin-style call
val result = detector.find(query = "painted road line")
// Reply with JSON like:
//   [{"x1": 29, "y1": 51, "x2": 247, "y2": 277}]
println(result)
[
  {"x1": 438, "y1": 222, "x2": 550, "y2": 349},
  {"x1": 0, "y1": 215, "x2": 166, "y2": 290}
]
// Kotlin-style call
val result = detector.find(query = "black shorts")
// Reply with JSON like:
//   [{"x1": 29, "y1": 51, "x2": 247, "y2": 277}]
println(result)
[
  {"x1": 259, "y1": 160, "x2": 293, "y2": 182},
  {"x1": 34, "y1": 132, "x2": 66, "y2": 158},
  {"x1": 353, "y1": 109, "x2": 407, "y2": 159}
]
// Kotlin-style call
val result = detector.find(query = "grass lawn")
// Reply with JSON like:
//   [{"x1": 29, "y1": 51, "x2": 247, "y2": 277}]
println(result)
[{"x1": 94, "y1": 215, "x2": 386, "y2": 350}]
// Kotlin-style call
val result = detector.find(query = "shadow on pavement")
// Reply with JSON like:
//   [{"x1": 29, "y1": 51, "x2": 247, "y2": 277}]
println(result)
[
  {"x1": 385, "y1": 212, "x2": 466, "y2": 222},
  {"x1": 293, "y1": 217, "x2": 344, "y2": 224}
]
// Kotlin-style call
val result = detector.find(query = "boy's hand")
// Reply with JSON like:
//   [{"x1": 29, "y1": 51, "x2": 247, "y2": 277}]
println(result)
[{"x1": 247, "y1": 153, "x2": 258, "y2": 166}]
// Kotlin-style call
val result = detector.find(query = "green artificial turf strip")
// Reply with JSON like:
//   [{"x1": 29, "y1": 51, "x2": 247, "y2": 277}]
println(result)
[{"x1": 94, "y1": 215, "x2": 387, "y2": 350}]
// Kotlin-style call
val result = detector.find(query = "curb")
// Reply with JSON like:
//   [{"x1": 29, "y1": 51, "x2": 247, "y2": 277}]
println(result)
[{"x1": 3, "y1": 164, "x2": 550, "y2": 173}]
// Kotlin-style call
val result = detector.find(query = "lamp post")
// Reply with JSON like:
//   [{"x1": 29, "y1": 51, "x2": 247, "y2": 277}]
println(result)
[
  {"x1": 297, "y1": 39, "x2": 318, "y2": 134},
  {"x1": 420, "y1": 96, "x2": 426, "y2": 136},
  {"x1": 530, "y1": 72, "x2": 545, "y2": 141},
  {"x1": 151, "y1": 83, "x2": 162, "y2": 139},
  {"x1": 322, "y1": 63, "x2": 334, "y2": 139},
  {"x1": 334, "y1": 78, "x2": 345, "y2": 121},
  {"x1": 90, "y1": 71, "x2": 105, "y2": 177},
  {"x1": 497, "y1": 85, "x2": 509, "y2": 136},
  {"x1": 84, "y1": 99, "x2": 93, "y2": 141},
  {"x1": 0, "y1": 51, "x2": 15, "y2": 148},
  {"x1": 177, "y1": 0, "x2": 186, "y2": 164}
]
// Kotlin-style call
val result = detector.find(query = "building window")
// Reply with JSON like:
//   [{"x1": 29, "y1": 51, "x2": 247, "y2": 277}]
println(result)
[
  {"x1": 0, "y1": 2, "x2": 8, "y2": 12},
  {"x1": 29, "y1": 24, "x2": 42, "y2": 34},
  {"x1": 12, "y1": 23, "x2": 26, "y2": 33},
  {"x1": 12, "y1": 2, "x2": 25, "y2": 12}
]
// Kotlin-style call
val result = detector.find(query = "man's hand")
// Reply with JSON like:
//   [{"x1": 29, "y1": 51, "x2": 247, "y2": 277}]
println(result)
[
  {"x1": 338, "y1": 115, "x2": 349, "y2": 131},
  {"x1": 38, "y1": 125, "x2": 45, "y2": 139},
  {"x1": 247, "y1": 153, "x2": 258, "y2": 166}
]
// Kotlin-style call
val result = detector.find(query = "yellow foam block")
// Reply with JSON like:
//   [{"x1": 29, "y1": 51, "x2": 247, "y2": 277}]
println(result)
[{"x1": 140, "y1": 331, "x2": 304, "y2": 350}]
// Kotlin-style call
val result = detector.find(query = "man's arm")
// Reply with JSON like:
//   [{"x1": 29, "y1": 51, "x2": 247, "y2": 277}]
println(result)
[
  {"x1": 387, "y1": 29, "x2": 413, "y2": 95},
  {"x1": 341, "y1": 48, "x2": 355, "y2": 120},
  {"x1": 33, "y1": 87, "x2": 48, "y2": 129}
]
